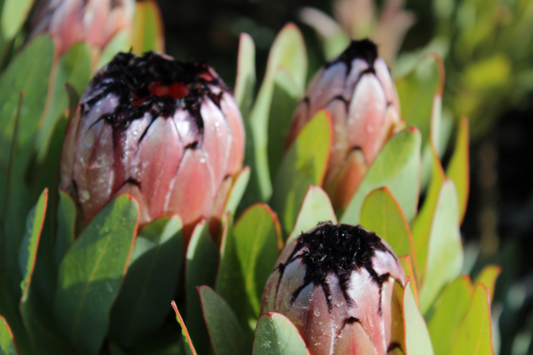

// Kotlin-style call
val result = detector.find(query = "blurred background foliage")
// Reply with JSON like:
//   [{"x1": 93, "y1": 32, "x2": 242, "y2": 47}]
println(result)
[{"x1": 156, "y1": 0, "x2": 533, "y2": 354}]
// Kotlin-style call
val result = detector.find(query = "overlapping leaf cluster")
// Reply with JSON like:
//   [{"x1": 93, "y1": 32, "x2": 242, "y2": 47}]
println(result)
[{"x1": 0, "y1": 1, "x2": 498, "y2": 355}]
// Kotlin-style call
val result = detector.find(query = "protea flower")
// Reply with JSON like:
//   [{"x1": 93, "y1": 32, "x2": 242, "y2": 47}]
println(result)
[
  {"x1": 59, "y1": 51, "x2": 245, "y2": 241},
  {"x1": 286, "y1": 40, "x2": 402, "y2": 210},
  {"x1": 261, "y1": 222, "x2": 406, "y2": 355},
  {"x1": 29, "y1": 0, "x2": 134, "y2": 55}
]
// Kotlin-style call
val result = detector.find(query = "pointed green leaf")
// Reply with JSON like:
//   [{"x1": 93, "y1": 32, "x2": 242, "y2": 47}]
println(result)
[
  {"x1": 1, "y1": 0, "x2": 35, "y2": 40},
  {"x1": 412, "y1": 148, "x2": 446, "y2": 278},
  {"x1": 55, "y1": 190, "x2": 76, "y2": 269},
  {"x1": 234, "y1": 33, "x2": 256, "y2": 121},
  {"x1": 224, "y1": 167, "x2": 250, "y2": 216},
  {"x1": 267, "y1": 68, "x2": 302, "y2": 179},
  {"x1": 0, "y1": 34, "x2": 54, "y2": 172},
  {"x1": 216, "y1": 204, "x2": 280, "y2": 332},
  {"x1": 186, "y1": 221, "x2": 219, "y2": 355},
  {"x1": 448, "y1": 284, "x2": 495, "y2": 355},
  {"x1": 474, "y1": 265, "x2": 501, "y2": 304},
  {"x1": 428, "y1": 276, "x2": 474, "y2": 355},
  {"x1": 131, "y1": 0, "x2": 165, "y2": 54},
  {"x1": 96, "y1": 30, "x2": 130, "y2": 71},
  {"x1": 171, "y1": 301, "x2": 197, "y2": 355},
  {"x1": 287, "y1": 185, "x2": 337, "y2": 243},
  {"x1": 341, "y1": 128, "x2": 422, "y2": 225},
  {"x1": 244, "y1": 23, "x2": 307, "y2": 206},
  {"x1": 54, "y1": 195, "x2": 139, "y2": 355},
  {"x1": 0, "y1": 315, "x2": 17, "y2": 355},
  {"x1": 19, "y1": 189, "x2": 47, "y2": 298},
  {"x1": 419, "y1": 180, "x2": 464, "y2": 314},
  {"x1": 35, "y1": 42, "x2": 92, "y2": 163},
  {"x1": 270, "y1": 110, "x2": 332, "y2": 235},
  {"x1": 396, "y1": 55, "x2": 443, "y2": 145},
  {"x1": 199, "y1": 286, "x2": 252, "y2": 355},
  {"x1": 446, "y1": 117, "x2": 470, "y2": 223},
  {"x1": 253, "y1": 312, "x2": 309, "y2": 355},
  {"x1": 360, "y1": 187, "x2": 418, "y2": 274},
  {"x1": 109, "y1": 216, "x2": 183, "y2": 348},
  {"x1": 403, "y1": 281, "x2": 434, "y2": 355}
]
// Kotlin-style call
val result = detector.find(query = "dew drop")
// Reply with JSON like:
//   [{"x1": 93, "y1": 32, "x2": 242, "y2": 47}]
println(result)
[{"x1": 80, "y1": 189, "x2": 90, "y2": 202}]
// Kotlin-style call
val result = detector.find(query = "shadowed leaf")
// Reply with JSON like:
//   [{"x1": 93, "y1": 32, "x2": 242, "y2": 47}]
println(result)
[
  {"x1": 199, "y1": 286, "x2": 252, "y2": 355},
  {"x1": 186, "y1": 221, "x2": 219, "y2": 355},
  {"x1": 216, "y1": 204, "x2": 280, "y2": 333},
  {"x1": 109, "y1": 216, "x2": 183, "y2": 348},
  {"x1": 54, "y1": 195, "x2": 138, "y2": 355}
]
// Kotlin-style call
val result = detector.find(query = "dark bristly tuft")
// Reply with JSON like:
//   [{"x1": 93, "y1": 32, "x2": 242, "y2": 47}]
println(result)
[
  {"x1": 326, "y1": 39, "x2": 378, "y2": 74},
  {"x1": 284, "y1": 222, "x2": 394, "y2": 310},
  {"x1": 82, "y1": 51, "x2": 230, "y2": 135}
]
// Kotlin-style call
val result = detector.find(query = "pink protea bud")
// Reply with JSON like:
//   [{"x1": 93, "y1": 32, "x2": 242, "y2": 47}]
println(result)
[
  {"x1": 286, "y1": 40, "x2": 402, "y2": 210},
  {"x1": 60, "y1": 52, "x2": 245, "y2": 242},
  {"x1": 261, "y1": 222, "x2": 406, "y2": 355},
  {"x1": 29, "y1": 0, "x2": 134, "y2": 55}
]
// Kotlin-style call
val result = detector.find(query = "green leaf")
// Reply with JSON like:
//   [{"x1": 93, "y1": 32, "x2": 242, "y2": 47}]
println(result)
[
  {"x1": 287, "y1": 185, "x2": 336, "y2": 243},
  {"x1": 403, "y1": 281, "x2": 434, "y2": 355},
  {"x1": 0, "y1": 34, "x2": 54, "y2": 172},
  {"x1": 428, "y1": 276, "x2": 474, "y2": 355},
  {"x1": 109, "y1": 216, "x2": 183, "y2": 348},
  {"x1": 131, "y1": 0, "x2": 164, "y2": 54},
  {"x1": 446, "y1": 117, "x2": 470, "y2": 224},
  {"x1": 216, "y1": 204, "x2": 280, "y2": 333},
  {"x1": 253, "y1": 312, "x2": 309, "y2": 355},
  {"x1": 171, "y1": 301, "x2": 197, "y2": 355},
  {"x1": 341, "y1": 128, "x2": 422, "y2": 225},
  {"x1": 474, "y1": 265, "x2": 501, "y2": 304},
  {"x1": 95, "y1": 30, "x2": 130, "y2": 71},
  {"x1": 35, "y1": 42, "x2": 92, "y2": 163},
  {"x1": 186, "y1": 221, "x2": 219, "y2": 355},
  {"x1": 267, "y1": 68, "x2": 302, "y2": 180},
  {"x1": 360, "y1": 187, "x2": 418, "y2": 273},
  {"x1": 0, "y1": 315, "x2": 17, "y2": 355},
  {"x1": 448, "y1": 284, "x2": 495, "y2": 355},
  {"x1": 18, "y1": 189, "x2": 47, "y2": 297},
  {"x1": 243, "y1": 23, "x2": 307, "y2": 206},
  {"x1": 54, "y1": 195, "x2": 138, "y2": 355},
  {"x1": 396, "y1": 55, "x2": 443, "y2": 146},
  {"x1": 411, "y1": 148, "x2": 446, "y2": 278},
  {"x1": 270, "y1": 110, "x2": 332, "y2": 235},
  {"x1": 418, "y1": 180, "x2": 464, "y2": 314},
  {"x1": 1, "y1": 0, "x2": 35, "y2": 40},
  {"x1": 234, "y1": 33, "x2": 256, "y2": 121},
  {"x1": 198, "y1": 286, "x2": 252, "y2": 355},
  {"x1": 55, "y1": 190, "x2": 76, "y2": 269},
  {"x1": 0, "y1": 94, "x2": 32, "y2": 355},
  {"x1": 224, "y1": 167, "x2": 250, "y2": 216}
]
